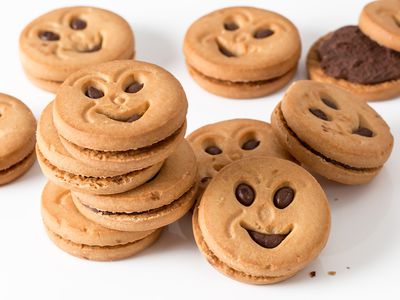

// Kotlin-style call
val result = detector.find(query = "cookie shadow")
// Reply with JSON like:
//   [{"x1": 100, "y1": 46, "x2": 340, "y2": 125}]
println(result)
[
  {"x1": 283, "y1": 169, "x2": 395, "y2": 285},
  {"x1": 133, "y1": 26, "x2": 180, "y2": 68}
]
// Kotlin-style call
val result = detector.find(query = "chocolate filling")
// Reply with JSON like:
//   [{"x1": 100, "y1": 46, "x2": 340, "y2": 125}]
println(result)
[
  {"x1": 278, "y1": 106, "x2": 379, "y2": 172},
  {"x1": 188, "y1": 63, "x2": 294, "y2": 87},
  {"x1": 318, "y1": 25, "x2": 400, "y2": 84}
]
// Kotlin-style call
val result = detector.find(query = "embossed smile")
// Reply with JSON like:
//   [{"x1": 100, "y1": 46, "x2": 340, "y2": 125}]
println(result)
[{"x1": 245, "y1": 228, "x2": 291, "y2": 249}]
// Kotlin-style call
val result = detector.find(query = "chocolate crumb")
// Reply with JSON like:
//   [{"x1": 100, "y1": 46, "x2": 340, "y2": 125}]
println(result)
[
  {"x1": 309, "y1": 271, "x2": 316, "y2": 278},
  {"x1": 346, "y1": 267, "x2": 350, "y2": 270},
  {"x1": 328, "y1": 271, "x2": 336, "y2": 276},
  {"x1": 334, "y1": 198, "x2": 338, "y2": 201}
]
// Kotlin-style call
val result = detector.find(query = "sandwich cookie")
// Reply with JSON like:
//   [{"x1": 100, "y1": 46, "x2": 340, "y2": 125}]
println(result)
[
  {"x1": 42, "y1": 182, "x2": 161, "y2": 261},
  {"x1": 0, "y1": 93, "x2": 36, "y2": 185},
  {"x1": 193, "y1": 157, "x2": 330, "y2": 284},
  {"x1": 271, "y1": 80, "x2": 393, "y2": 184},
  {"x1": 71, "y1": 141, "x2": 198, "y2": 231},
  {"x1": 187, "y1": 119, "x2": 293, "y2": 200},
  {"x1": 183, "y1": 6, "x2": 301, "y2": 98},
  {"x1": 20, "y1": 6, "x2": 134, "y2": 93}
]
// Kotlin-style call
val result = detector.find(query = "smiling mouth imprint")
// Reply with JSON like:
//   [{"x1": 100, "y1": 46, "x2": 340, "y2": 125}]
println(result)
[
  {"x1": 98, "y1": 112, "x2": 142, "y2": 123},
  {"x1": 76, "y1": 37, "x2": 103, "y2": 53},
  {"x1": 245, "y1": 228, "x2": 291, "y2": 249}
]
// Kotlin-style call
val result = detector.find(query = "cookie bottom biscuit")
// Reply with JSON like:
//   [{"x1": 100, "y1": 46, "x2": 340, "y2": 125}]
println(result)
[
  {"x1": 271, "y1": 103, "x2": 381, "y2": 184},
  {"x1": 46, "y1": 226, "x2": 162, "y2": 261},
  {"x1": 24, "y1": 70, "x2": 63, "y2": 93},
  {"x1": 37, "y1": 147, "x2": 163, "y2": 195},
  {"x1": 72, "y1": 184, "x2": 197, "y2": 231},
  {"x1": 187, "y1": 64, "x2": 297, "y2": 99},
  {"x1": 307, "y1": 35, "x2": 400, "y2": 101},
  {"x1": 192, "y1": 207, "x2": 293, "y2": 284},
  {"x1": 0, "y1": 151, "x2": 35, "y2": 185}
]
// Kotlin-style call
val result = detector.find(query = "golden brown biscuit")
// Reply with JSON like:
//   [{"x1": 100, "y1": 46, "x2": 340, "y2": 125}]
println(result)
[
  {"x1": 193, "y1": 157, "x2": 330, "y2": 284},
  {"x1": 271, "y1": 80, "x2": 393, "y2": 184},
  {"x1": 20, "y1": 6, "x2": 134, "y2": 92},
  {"x1": 41, "y1": 182, "x2": 162, "y2": 261},
  {"x1": 0, "y1": 93, "x2": 36, "y2": 185},
  {"x1": 359, "y1": 0, "x2": 400, "y2": 51},
  {"x1": 183, "y1": 6, "x2": 301, "y2": 98}
]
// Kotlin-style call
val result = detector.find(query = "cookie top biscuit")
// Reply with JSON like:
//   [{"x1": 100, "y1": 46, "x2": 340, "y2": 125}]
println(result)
[
  {"x1": 359, "y1": 0, "x2": 400, "y2": 51},
  {"x1": 41, "y1": 182, "x2": 153, "y2": 247},
  {"x1": 197, "y1": 157, "x2": 330, "y2": 278},
  {"x1": 280, "y1": 80, "x2": 393, "y2": 168},
  {"x1": 183, "y1": 6, "x2": 301, "y2": 81},
  {"x1": 20, "y1": 6, "x2": 134, "y2": 81},
  {"x1": 187, "y1": 119, "x2": 293, "y2": 193},
  {"x1": 53, "y1": 60, "x2": 187, "y2": 151},
  {"x1": 0, "y1": 93, "x2": 36, "y2": 170}
]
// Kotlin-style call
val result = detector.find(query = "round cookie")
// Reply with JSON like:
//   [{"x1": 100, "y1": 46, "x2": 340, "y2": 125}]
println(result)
[
  {"x1": 359, "y1": 0, "x2": 400, "y2": 52},
  {"x1": 307, "y1": 32, "x2": 400, "y2": 101},
  {"x1": 36, "y1": 146, "x2": 162, "y2": 195},
  {"x1": 193, "y1": 157, "x2": 330, "y2": 284},
  {"x1": 53, "y1": 60, "x2": 187, "y2": 151},
  {"x1": 183, "y1": 6, "x2": 301, "y2": 98},
  {"x1": 271, "y1": 80, "x2": 393, "y2": 185},
  {"x1": 187, "y1": 119, "x2": 293, "y2": 199},
  {"x1": 71, "y1": 140, "x2": 197, "y2": 213},
  {"x1": 20, "y1": 6, "x2": 134, "y2": 92},
  {"x1": 0, "y1": 93, "x2": 36, "y2": 185},
  {"x1": 42, "y1": 182, "x2": 161, "y2": 261}
]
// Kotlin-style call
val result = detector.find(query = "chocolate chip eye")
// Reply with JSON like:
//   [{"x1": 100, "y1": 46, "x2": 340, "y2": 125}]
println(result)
[
  {"x1": 70, "y1": 18, "x2": 87, "y2": 30},
  {"x1": 200, "y1": 176, "x2": 212, "y2": 184},
  {"x1": 273, "y1": 187, "x2": 295, "y2": 209},
  {"x1": 254, "y1": 29, "x2": 274, "y2": 39},
  {"x1": 85, "y1": 86, "x2": 104, "y2": 99},
  {"x1": 309, "y1": 108, "x2": 329, "y2": 121},
  {"x1": 241, "y1": 139, "x2": 260, "y2": 150},
  {"x1": 321, "y1": 98, "x2": 338, "y2": 110},
  {"x1": 353, "y1": 127, "x2": 373, "y2": 137},
  {"x1": 38, "y1": 31, "x2": 60, "y2": 41},
  {"x1": 224, "y1": 22, "x2": 239, "y2": 31},
  {"x1": 205, "y1": 146, "x2": 222, "y2": 155},
  {"x1": 125, "y1": 82, "x2": 144, "y2": 93},
  {"x1": 235, "y1": 183, "x2": 255, "y2": 206}
]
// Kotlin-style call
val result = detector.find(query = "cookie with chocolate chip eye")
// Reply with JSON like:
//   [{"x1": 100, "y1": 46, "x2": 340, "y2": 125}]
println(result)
[
  {"x1": 192, "y1": 157, "x2": 330, "y2": 284},
  {"x1": 183, "y1": 6, "x2": 301, "y2": 99},
  {"x1": 19, "y1": 6, "x2": 135, "y2": 93},
  {"x1": 187, "y1": 119, "x2": 293, "y2": 202},
  {"x1": 271, "y1": 80, "x2": 394, "y2": 185}
]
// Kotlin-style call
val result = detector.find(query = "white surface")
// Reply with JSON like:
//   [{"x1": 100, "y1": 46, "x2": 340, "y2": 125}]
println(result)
[{"x1": 0, "y1": 0, "x2": 399, "y2": 299}]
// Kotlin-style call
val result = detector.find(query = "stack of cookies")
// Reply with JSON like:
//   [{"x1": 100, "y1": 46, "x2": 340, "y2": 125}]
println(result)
[{"x1": 37, "y1": 60, "x2": 198, "y2": 261}]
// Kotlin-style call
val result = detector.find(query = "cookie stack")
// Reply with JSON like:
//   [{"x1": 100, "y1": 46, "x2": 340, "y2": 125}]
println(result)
[{"x1": 37, "y1": 60, "x2": 197, "y2": 261}]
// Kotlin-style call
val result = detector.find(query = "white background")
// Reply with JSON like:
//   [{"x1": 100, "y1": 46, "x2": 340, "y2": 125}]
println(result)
[{"x1": 1, "y1": 0, "x2": 399, "y2": 299}]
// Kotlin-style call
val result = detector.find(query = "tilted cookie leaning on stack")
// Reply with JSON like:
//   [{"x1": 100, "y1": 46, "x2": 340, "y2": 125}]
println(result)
[
  {"x1": 0, "y1": 93, "x2": 36, "y2": 185},
  {"x1": 37, "y1": 60, "x2": 197, "y2": 261},
  {"x1": 20, "y1": 6, "x2": 135, "y2": 93},
  {"x1": 193, "y1": 157, "x2": 330, "y2": 284},
  {"x1": 183, "y1": 6, "x2": 301, "y2": 99}
]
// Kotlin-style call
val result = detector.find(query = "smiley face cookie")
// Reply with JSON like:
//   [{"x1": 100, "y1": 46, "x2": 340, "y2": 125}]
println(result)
[
  {"x1": 20, "y1": 6, "x2": 134, "y2": 92},
  {"x1": 359, "y1": 0, "x2": 400, "y2": 52},
  {"x1": 53, "y1": 60, "x2": 187, "y2": 156},
  {"x1": 193, "y1": 157, "x2": 330, "y2": 284},
  {"x1": 0, "y1": 93, "x2": 36, "y2": 185},
  {"x1": 271, "y1": 80, "x2": 393, "y2": 184},
  {"x1": 183, "y1": 6, "x2": 301, "y2": 99},
  {"x1": 187, "y1": 119, "x2": 293, "y2": 200},
  {"x1": 42, "y1": 182, "x2": 162, "y2": 261}
]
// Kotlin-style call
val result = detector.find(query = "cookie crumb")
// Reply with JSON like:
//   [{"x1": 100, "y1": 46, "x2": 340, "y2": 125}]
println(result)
[
  {"x1": 328, "y1": 271, "x2": 336, "y2": 276},
  {"x1": 334, "y1": 198, "x2": 338, "y2": 201},
  {"x1": 309, "y1": 271, "x2": 316, "y2": 278}
]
